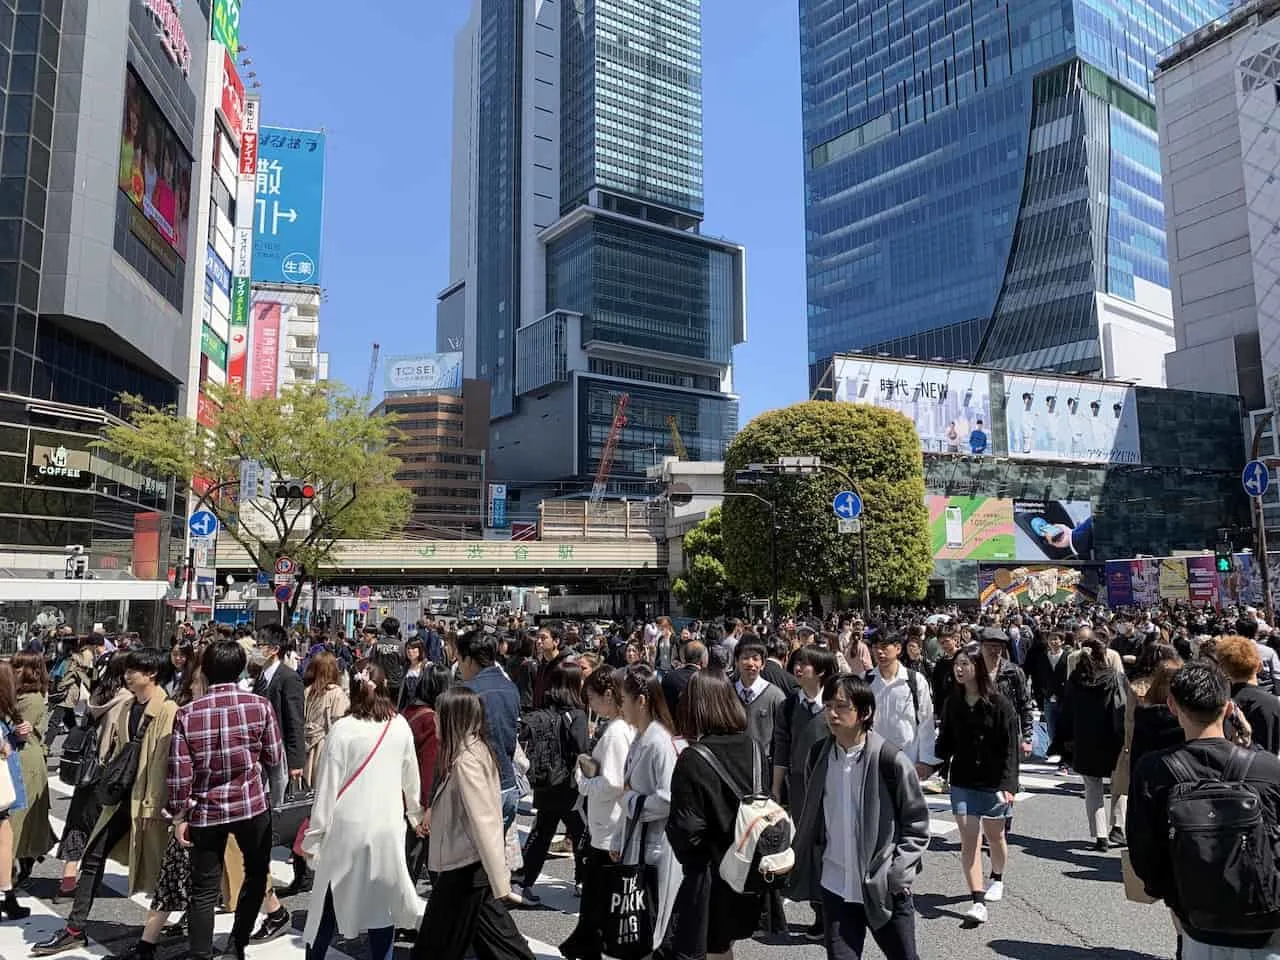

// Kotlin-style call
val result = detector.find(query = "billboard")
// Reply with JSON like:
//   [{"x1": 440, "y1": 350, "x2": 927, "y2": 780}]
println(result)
[
  {"x1": 1012, "y1": 499, "x2": 1094, "y2": 561},
  {"x1": 118, "y1": 69, "x2": 192, "y2": 259},
  {"x1": 926, "y1": 496, "x2": 1015, "y2": 561},
  {"x1": 248, "y1": 301, "x2": 281, "y2": 399},
  {"x1": 832, "y1": 357, "x2": 993, "y2": 455},
  {"x1": 1158, "y1": 557, "x2": 1189, "y2": 601},
  {"x1": 1004, "y1": 374, "x2": 1141, "y2": 464},
  {"x1": 219, "y1": 50, "x2": 244, "y2": 144},
  {"x1": 385, "y1": 353, "x2": 464, "y2": 393},
  {"x1": 1186, "y1": 556, "x2": 1220, "y2": 606},
  {"x1": 254, "y1": 127, "x2": 326, "y2": 285},
  {"x1": 488, "y1": 484, "x2": 509, "y2": 529},
  {"x1": 211, "y1": 0, "x2": 242, "y2": 54},
  {"x1": 978, "y1": 563, "x2": 1102, "y2": 608}
]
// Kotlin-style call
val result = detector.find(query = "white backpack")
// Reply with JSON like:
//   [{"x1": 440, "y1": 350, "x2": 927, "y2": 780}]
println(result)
[{"x1": 691, "y1": 743, "x2": 795, "y2": 894}]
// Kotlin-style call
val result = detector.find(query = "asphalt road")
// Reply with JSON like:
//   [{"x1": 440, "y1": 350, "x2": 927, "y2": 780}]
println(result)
[{"x1": 1, "y1": 757, "x2": 1176, "y2": 960}]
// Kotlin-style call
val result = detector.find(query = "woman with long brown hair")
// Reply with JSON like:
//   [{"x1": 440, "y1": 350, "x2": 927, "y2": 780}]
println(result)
[
  {"x1": 302, "y1": 651, "x2": 349, "y2": 785},
  {"x1": 10, "y1": 651, "x2": 53, "y2": 883},
  {"x1": 300, "y1": 661, "x2": 423, "y2": 960},
  {"x1": 0, "y1": 660, "x2": 29, "y2": 919},
  {"x1": 412, "y1": 685, "x2": 534, "y2": 960}
]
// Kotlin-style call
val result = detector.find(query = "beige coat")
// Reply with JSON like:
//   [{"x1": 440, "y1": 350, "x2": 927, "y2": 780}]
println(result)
[
  {"x1": 89, "y1": 690, "x2": 178, "y2": 895},
  {"x1": 1112, "y1": 678, "x2": 1149, "y2": 797},
  {"x1": 428, "y1": 736, "x2": 509, "y2": 899},
  {"x1": 11, "y1": 692, "x2": 55, "y2": 858},
  {"x1": 303, "y1": 684, "x2": 349, "y2": 785}
]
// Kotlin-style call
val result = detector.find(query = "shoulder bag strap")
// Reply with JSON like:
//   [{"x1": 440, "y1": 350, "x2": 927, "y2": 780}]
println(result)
[
  {"x1": 690, "y1": 742, "x2": 747, "y2": 797},
  {"x1": 1164, "y1": 750, "x2": 1198, "y2": 786},
  {"x1": 1222, "y1": 745, "x2": 1257, "y2": 785},
  {"x1": 337, "y1": 720, "x2": 391, "y2": 800}
]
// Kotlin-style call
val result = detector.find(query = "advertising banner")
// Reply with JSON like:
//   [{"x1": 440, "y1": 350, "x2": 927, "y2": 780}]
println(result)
[
  {"x1": 1012, "y1": 499, "x2": 1094, "y2": 561},
  {"x1": 118, "y1": 69, "x2": 192, "y2": 260},
  {"x1": 488, "y1": 484, "x2": 509, "y2": 529},
  {"x1": 205, "y1": 245, "x2": 231, "y2": 295},
  {"x1": 832, "y1": 357, "x2": 993, "y2": 455},
  {"x1": 978, "y1": 564, "x2": 1101, "y2": 608},
  {"x1": 1186, "y1": 556, "x2": 1220, "y2": 606},
  {"x1": 219, "y1": 49, "x2": 244, "y2": 143},
  {"x1": 384, "y1": 353, "x2": 465, "y2": 393},
  {"x1": 1004, "y1": 374, "x2": 1141, "y2": 464},
  {"x1": 926, "y1": 496, "x2": 1014, "y2": 561},
  {"x1": 240, "y1": 97, "x2": 259, "y2": 177},
  {"x1": 1158, "y1": 558, "x2": 1190, "y2": 601},
  {"x1": 211, "y1": 0, "x2": 242, "y2": 57},
  {"x1": 1220, "y1": 553, "x2": 1262, "y2": 607},
  {"x1": 248, "y1": 301, "x2": 281, "y2": 399},
  {"x1": 227, "y1": 322, "x2": 247, "y2": 392},
  {"x1": 254, "y1": 127, "x2": 326, "y2": 285},
  {"x1": 1105, "y1": 561, "x2": 1136, "y2": 607}
]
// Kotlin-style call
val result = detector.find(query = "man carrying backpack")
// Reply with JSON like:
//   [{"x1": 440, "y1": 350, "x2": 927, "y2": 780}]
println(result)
[
  {"x1": 1128, "y1": 660, "x2": 1280, "y2": 959},
  {"x1": 866, "y1": 632, "x2": 940, "y2": 781}
]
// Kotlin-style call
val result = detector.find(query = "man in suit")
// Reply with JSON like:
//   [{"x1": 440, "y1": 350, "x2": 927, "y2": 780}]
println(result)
[
  {"x1": 763, "y1": 636, "x2": 799, "y2": 693},
  {"x1": 249, "y1": 623, "x2": 306, "y2": 941},
  {"x1": 662, "y1": 639, "x2": 706, "y2": 715}
]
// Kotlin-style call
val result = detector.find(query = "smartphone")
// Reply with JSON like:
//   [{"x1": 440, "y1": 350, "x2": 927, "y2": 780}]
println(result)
[
  {"x1": 945, "y1": 506, "x2": 964, "y2": 548},
  {"x1": 1013, "y1": 500, "x2": 1076, "y2": 561}
]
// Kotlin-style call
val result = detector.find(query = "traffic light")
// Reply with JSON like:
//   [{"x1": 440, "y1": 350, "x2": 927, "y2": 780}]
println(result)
[
  {"x1": 273, "y1": 479, "x2": 316, "y2": 501},
  {"x1": 1216, "y1": 543, "x2": 1233, "y2": 573}
]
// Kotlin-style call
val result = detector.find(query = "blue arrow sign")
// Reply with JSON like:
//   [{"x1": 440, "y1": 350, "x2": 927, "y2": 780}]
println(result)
[
  {"x1": 188, "y1": 510, "x2": 219, "y2": 538},
  {"x1": 832, "y1": 490, "x2": 863, "y2": 520},
  {"x1": 1243, "y1": 459, "x2": 1271, "y2": 498}
]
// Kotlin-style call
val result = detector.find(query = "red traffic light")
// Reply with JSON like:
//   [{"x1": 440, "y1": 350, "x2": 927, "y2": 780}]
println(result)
[
  {"x1": 301, "y1": 483, "x2": 315, "y2": 499},
  {"x1": 273, "y1": 479, "x2": 317, "y2": 501}
]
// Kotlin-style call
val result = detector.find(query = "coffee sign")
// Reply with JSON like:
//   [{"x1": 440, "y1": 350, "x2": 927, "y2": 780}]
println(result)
[{"x1": 30, "y1": 444, "x2": 94, "y2": 488}]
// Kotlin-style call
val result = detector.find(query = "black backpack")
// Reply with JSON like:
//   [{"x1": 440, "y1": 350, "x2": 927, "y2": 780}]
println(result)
[
  {"x1": 58, "y1": 716, "x2": 98, "y2": 786},
  {"x1": 866, "y1": 667, "x2": 922, "y2": 726},
  {"x1": 1165, "y1": 747, "x2": 1280, "y2": 935},
  {"x1": 520, "y1": 709, "x2": 572, "y2": 791}
]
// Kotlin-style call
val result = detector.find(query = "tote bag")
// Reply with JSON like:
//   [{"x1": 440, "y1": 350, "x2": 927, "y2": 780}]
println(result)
[
  {"x1": 599, "y1": 797, "x2": 657, "y2": 960},
  {"x1": 0, "y1": 755, "x2": 14, "y2": 812}
]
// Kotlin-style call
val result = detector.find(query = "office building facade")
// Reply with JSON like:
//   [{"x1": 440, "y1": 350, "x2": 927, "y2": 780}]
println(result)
[
  {"x1": 801, "y1": 0, "x2": 1228, "y2": 388},
  {"x1": 441, "y1": 0, "x2": 746, "y2": 514}
]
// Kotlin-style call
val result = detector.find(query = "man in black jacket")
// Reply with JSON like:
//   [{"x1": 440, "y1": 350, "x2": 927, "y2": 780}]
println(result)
[
  {"x1": 661, "y1": 639, "x2": 705, "y2": 715},
  {"x1": 1128, "y1": 660, "x2": 1280, "y2": 957},
  {"x1": 249, "y1": 623, "x2": 306, "y2": 940}
]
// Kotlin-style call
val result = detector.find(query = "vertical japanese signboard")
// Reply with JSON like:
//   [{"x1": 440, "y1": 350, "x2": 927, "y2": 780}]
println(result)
[
  {"x1": 249, "y1": 300, "x2": 282, "y2": 399},
  {"x1": 228, "y1": 96, "x2": 258, "y2": 393},
  {"x1": 253, "y1": 127, "x2": 326, "y2": 285},
  {"x1": 211, "y1": 0, "x2": 241, "y2": 54}
]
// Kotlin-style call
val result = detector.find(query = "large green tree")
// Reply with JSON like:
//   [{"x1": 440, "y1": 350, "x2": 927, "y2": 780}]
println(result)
[
  {"x1": 721, "y1": 401, "x2": 931, "y2": 606},
  {"x1": 671, "y1": 506, "x2": 741, "y2": 618},
  {"x1": 99, "y1": 381, "x2": 411, "y2": 614}
]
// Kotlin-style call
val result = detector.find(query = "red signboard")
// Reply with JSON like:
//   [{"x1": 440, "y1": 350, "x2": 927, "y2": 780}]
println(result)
[
  {"x1": 219, "y1": 50, "x2": 244, "y2": 143},
  {"x1": 239, "y1": 97, "x2": 259, "y2": 177},
  {"x1": 227, "y1": 327, "x2": 247, "y2": 392},
  {"x1": 196, "y1": 390, "x2": 219, "y2": 429},
  {"x1": 249, "y1": 301, "x2": 281, "y2": 399}
]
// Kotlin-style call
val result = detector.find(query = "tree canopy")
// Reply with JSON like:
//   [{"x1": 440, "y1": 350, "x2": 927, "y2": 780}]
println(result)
[
  {"x1": 721, "y1": 401, "x2": 932, "y2": 605},
  {"x1": 99, "y1": 381, "x2": 411, "y2": 588},
  {"x1": 671, "y1": 506, "x2": 740, "y2": 618}
]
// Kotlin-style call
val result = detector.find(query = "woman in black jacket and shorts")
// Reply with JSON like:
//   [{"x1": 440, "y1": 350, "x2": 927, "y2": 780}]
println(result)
[{"x1": 935, "y1": 642, "x2": 1020, "y2": 927}]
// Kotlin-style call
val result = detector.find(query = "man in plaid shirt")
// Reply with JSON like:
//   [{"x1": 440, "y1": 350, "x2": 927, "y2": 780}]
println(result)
[{"x1": 168, "y1": 640, "x2": 285, "y2": 960}]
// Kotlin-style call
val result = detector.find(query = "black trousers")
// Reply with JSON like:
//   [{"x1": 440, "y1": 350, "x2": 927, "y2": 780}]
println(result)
[
  {"x1": 821, "y1": 888, "x2": 919, "y2": 960},
  {"x1": 413, "y1": 861, "x2": 535, "y2": 960},
  {"x1": 519, "y1": 789, "x2": 586, "y2": 888},
  {"x1": 560, "y1": 846, "x2": 610, "y2": 960},
  {"x1": 67, "y1": 805, "x2": 132, "y2": 929},
  {"x1": 187, "y1": 811, "x2": 273, "y2": 960}
]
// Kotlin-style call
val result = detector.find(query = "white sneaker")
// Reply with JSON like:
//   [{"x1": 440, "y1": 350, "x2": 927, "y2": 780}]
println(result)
[
  {"x1": 963, "y1": 901, "x2": 988, "y2": 924},
  {"x1": 984, "y1": 880, "x2": 1004, "y2": 902}
]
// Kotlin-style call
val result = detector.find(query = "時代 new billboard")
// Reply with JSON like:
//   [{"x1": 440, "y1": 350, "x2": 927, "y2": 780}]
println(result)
[
  {"x1": 254, "y1": 127, "x2": 326, "y2": 286},
  {"x1": 833, "y1": 357, "x2": 992, "y2": 455},
  {"x1": 1004, "y1": 374, "x2": 1141, "y2": 464}
]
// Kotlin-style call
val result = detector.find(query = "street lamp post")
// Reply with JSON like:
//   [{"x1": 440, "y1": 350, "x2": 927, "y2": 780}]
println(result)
[
  {"x1": 701, "y1": 486, "x2": 780, "y2": 630},
  {"x1": 748, "y1": 456, "x2": 872, "y2": 620}
]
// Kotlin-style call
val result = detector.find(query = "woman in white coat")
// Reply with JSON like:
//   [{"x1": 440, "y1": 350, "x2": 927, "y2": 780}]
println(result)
[
  {"x1": 301, "y1": 662, "x2": 424, "y2": 960},
  {"x1": 617, "y1": 663, "x2": 682, "y2": 952}
]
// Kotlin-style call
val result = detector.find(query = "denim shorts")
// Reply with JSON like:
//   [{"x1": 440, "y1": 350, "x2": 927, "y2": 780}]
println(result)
[{"x1": 951, "y1": 786, "x2": 1012, "y2": 820}]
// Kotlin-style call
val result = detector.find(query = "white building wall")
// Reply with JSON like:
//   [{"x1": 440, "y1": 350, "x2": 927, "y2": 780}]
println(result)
[{"x1": 520, "y1": 0, "x2": 562, "y2": 332}]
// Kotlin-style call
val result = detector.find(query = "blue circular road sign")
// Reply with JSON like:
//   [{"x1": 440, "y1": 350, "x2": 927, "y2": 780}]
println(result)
[{"x1": 832, "y1": 490, "x2": 863, "y2": 520}]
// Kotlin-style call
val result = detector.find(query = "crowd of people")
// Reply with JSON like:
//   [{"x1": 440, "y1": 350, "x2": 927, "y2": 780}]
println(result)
[{"x1": 0, "y1": 601, "x2": 1274, "y2": 960}]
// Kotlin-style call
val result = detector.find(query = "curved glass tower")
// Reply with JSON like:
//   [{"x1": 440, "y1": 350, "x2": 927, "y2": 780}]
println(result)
[{"x1": 801, "y1": 0, "x2": 1229, "y2": 383}]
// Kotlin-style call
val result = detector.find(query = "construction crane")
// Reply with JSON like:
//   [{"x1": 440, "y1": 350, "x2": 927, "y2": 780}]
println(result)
[
  {"x1": 666, "y1": 414, "x2": 688, "y2": 459},
  {"x1": 365, "y1": 342, "x2": 380, "y2": 401},
  {"x1": 590, "y1": 392, "x2": 630, "y2": 503}
]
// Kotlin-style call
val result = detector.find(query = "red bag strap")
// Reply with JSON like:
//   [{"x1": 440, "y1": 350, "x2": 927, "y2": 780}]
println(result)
[{"x1": 336, "y1": 720, "x2": 391, "y2": 800}]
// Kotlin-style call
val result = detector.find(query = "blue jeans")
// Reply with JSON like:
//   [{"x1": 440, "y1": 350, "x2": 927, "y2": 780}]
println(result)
[
  {"x1": 502, "y1": 785, "x2": 521, "y2": 832},
  {"x1": 306, "y1": 888, "x2": 394, "y2": 960}
]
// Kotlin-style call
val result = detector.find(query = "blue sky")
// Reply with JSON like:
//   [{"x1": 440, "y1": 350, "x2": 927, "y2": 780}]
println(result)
[{"x1": 240, "y1": 1, "x2": 807, "y2": 426}]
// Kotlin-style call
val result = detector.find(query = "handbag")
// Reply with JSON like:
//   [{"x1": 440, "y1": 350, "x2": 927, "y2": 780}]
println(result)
[
  {"x1": 599, "y1": 797, "x2": 658, "y2": 960},
  {"x1": 271, "y1": 777, "x2": 314, "y2": 848},
  {"x1": 0, "y1": 754, "x2": 14, "y2": 812},
  {"x1": 289, "y1": 720, "x2": 391, "y2": 857},
  {"x1": 97, "y1": 714, "x2": 153, "y2": 807}
]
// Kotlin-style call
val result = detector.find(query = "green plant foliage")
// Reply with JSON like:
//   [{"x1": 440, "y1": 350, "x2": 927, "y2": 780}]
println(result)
[
  {"x1": 671, "y1": 506, "x2": 741, "y2": 618},
  {"x1": 98, "y1": 381, "x2": 411, "y2": 602},
  {"x1": 721, "y1": 401, "x2": 932, "y2": 604}
]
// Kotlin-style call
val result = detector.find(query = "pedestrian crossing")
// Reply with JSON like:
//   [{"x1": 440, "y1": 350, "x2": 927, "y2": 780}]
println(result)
[{"x1": 919, "y1": 761, "x2": 1072, "y2": 837}]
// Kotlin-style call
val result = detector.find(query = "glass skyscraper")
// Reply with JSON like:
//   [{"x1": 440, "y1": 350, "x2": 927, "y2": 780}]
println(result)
[
  {"x1": 443, "y1": 0, "x2": 745, "y2": 504},
  {"x1": 801, "y1": 0, "x2": 1228, "y2": 382}
]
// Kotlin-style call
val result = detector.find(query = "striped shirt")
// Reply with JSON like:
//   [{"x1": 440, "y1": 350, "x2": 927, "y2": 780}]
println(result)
[{"x1": 167, "y1": 683, "x2": 284, "y2": 827}]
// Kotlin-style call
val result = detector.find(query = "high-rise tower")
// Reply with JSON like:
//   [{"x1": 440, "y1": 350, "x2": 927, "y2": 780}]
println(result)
[
  {"x1": 800, "y1": 0, "x2": 1229, "y2": 388},
  {"x1": 440, "y1": 0, "x2": 746, "y2": 512}
]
